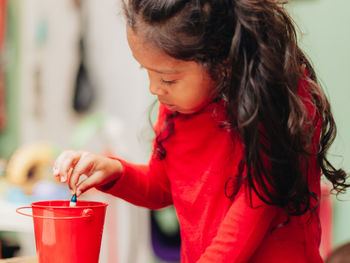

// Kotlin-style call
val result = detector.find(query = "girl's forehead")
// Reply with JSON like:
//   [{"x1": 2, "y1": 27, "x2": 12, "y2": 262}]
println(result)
[{"x1": 126, "y1": 26, "x2": 199, "y2": 74}]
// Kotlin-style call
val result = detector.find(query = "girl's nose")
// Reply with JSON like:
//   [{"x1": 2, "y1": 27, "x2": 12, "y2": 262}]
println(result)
[{"x1": 149, "y1": 82, "x2": 167, "y2": 96}]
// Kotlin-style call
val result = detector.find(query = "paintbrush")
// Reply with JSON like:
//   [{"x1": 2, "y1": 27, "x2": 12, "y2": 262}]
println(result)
[{"x1": 70, "y1": 193, "x2": 77, "y2": 207}]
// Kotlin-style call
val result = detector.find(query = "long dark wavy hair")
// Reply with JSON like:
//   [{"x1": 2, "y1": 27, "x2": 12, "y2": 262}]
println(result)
[{"x1": 123, "y1": 0, "x2": 349, "y2": 216}]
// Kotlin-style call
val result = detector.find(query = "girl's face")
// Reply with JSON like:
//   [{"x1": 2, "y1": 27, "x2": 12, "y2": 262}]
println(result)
[{"x1": 127, "y1": 26, "x2": 216, "y2": 114}]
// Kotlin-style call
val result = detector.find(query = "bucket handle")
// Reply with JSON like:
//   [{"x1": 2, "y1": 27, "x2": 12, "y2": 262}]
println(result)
[{"x1": 16, "y1": 207, "x2": 93, "y2": 220}]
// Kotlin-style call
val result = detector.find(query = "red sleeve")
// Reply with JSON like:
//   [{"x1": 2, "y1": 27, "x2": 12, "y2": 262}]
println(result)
[
  {"x1": 98, "y1": 156, "x2": 173, "y2": 210},
  {"x1": 197, "y1": 185, "x2": 277, "y2": 263}
]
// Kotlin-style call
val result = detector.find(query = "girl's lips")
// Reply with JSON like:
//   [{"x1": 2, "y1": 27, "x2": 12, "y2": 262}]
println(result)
[{"x1": 162, "y1": 103, "x2": 178, "y2": 111}]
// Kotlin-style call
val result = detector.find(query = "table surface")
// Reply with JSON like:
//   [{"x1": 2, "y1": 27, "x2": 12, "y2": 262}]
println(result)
[{"x1": 0, "y1": 257, "x2": 37, "y2": 263}]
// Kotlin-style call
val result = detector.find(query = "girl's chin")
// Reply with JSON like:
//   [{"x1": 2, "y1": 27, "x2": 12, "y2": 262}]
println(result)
[{"x1": 161, "y1": 103, "x2": 203, "y2": 114}]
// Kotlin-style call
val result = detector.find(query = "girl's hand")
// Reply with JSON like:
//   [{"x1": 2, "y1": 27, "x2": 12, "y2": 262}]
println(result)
[{"x1": 53, "y1": 150, "x2": 123, "y2": 197}]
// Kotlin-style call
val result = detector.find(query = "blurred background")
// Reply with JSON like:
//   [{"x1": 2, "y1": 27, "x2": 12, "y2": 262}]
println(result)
[{"x1": 0, "y1": 0, "x2": 349, "y2": 262}]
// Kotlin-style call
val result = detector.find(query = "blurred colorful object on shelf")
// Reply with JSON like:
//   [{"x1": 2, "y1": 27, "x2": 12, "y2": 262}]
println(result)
[{"x1": 6, "y1": 141, "x2": 54, "y2": 194}]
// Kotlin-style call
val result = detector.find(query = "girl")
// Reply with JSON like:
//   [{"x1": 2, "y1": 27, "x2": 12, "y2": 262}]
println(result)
[{"x1": 53, "y1": 0, "x2": 349, "y2": 262}]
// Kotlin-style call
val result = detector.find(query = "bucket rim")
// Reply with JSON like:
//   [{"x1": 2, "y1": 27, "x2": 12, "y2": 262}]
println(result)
[{"x1": 31, "y1": 200, "x2": 108, "y2": 209}]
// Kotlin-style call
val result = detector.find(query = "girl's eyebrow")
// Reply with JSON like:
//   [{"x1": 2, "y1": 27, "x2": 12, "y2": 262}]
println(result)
[
  {"x1": 138, "y1": 63, "x2": 181, "y2": 75},
  {"x1": 141, "y1": 64, "x2": 182, "y2": 75}
]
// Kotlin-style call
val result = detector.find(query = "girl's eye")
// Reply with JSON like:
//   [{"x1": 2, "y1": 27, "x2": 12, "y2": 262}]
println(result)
[{"x1": 161, "y1": 79, "x2": 177, "y2": 86}]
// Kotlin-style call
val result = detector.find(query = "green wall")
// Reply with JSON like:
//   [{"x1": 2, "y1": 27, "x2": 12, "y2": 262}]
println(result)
[
  {"x1": 0, "y1": 0, "x2": 20, "y2": 159},
  {"x1": 287, "y1": 0, "x2": 350, "y2": 248}
]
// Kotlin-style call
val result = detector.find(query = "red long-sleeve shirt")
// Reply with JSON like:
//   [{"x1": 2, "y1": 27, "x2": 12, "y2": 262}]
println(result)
[{"x1": 100, "y1": 80, "x2": 324, "y2": 262}]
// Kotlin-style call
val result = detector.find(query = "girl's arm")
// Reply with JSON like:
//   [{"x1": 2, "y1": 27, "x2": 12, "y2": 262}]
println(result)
[
  {"x1": 53, "y1": 150, "x2": 172, "y2": 209},
  {"x1": 97, "y1": 156, "x2": 173, "y2": 210},
  {"x1": 197, "y1": 185, "x2": 277, "y2": 263}
]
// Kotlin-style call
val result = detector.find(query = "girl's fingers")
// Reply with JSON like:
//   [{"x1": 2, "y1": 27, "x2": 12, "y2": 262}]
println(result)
[
  {"x1": 76, "y1": 171, "x2": 104, "y2": 197},
  {"x1": 58, "y1": 151, "x2": 81, "y2": 183},
  {"x1": 69, "y1": 152, "x2": 94, "y2": 193},
  {"x1": 54, "y1": 151, "x2": 117, "y2": 196},
  {"x1": 53, "y1": 150, "x2": 83, "y2": 183},
  {"x1": 53, "y1": 152, "x2": 67, "y2": 176}
]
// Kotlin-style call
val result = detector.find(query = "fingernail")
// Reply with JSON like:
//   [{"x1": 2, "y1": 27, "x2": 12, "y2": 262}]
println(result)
[
  {"x1": 53, "y1": 167, "x2": 59, "y2": 176},
  {"x1": 60, "y1": 175, "x2": 67, "y2": 183},
  {"x1": 76, "y1": 189, "x2": 81, "y2": 197}
]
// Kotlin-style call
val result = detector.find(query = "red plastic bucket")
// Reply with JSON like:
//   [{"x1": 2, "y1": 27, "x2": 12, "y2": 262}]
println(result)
[{"x1": 17, "y1": 200, "x2": 108, "y2": 263}]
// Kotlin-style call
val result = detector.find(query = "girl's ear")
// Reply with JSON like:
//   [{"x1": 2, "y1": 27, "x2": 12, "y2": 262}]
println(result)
[
  {"x1": 211, "y1": 61, "x2": 229, "y2": 97},
  {"x1": 220, "y1": 59, "x2": 230, "y2": 82}
]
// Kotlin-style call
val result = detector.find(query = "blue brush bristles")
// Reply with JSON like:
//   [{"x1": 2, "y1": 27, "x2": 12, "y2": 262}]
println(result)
[{"x1": 70, "y1": 194, "x2": 77, "y2": 207}]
